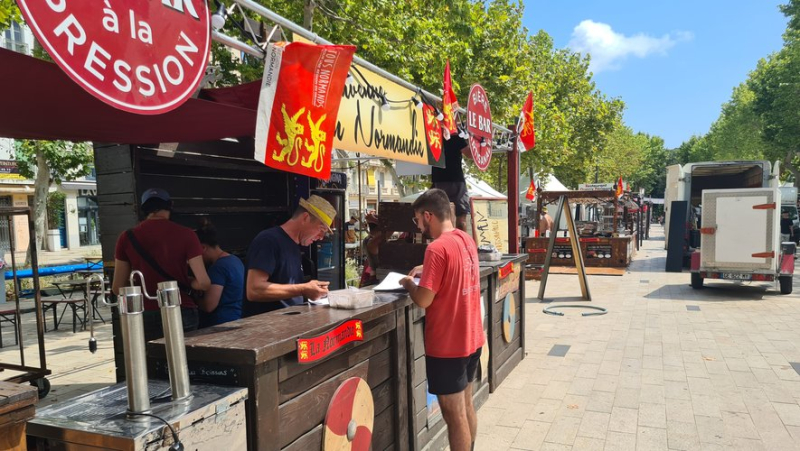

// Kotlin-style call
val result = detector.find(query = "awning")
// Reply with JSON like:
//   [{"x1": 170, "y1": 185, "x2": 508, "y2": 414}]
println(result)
[{"x1": 0, "y1": 48, "x2": 258, "y2": 144}]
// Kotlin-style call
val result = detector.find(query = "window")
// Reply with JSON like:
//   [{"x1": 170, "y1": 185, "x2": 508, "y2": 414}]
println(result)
[{"x1": 4, "y1": 22, "x2": 27, "y2": 53}]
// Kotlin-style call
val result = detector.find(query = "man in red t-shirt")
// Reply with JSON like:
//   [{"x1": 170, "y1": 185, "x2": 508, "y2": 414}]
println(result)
[
  {"x1": 112, "y1": 188, "x2": 211, "y2": 341},
  {"x1": 401, "y1": 188, "x2": 483, "y2": 451}
]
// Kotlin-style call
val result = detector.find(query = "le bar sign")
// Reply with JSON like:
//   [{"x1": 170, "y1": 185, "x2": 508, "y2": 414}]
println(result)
[
  {"x1": 17, "y1": 0, "x2": 211, "y2": 115},
  {"x1": 466, "y1": 84, "x2": 493, "y2": 171},
  {"x1": 298, "y1": 319, "x2": 364, "y2": 364}
]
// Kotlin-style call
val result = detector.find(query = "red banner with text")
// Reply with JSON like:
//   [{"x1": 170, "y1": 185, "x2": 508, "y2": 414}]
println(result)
[
  {"x1": 255, "y1": 42, "x2": 355, "y2": 180},
  {"x1": 297, "y1": 319, "x2": 364, "y2": 363}
]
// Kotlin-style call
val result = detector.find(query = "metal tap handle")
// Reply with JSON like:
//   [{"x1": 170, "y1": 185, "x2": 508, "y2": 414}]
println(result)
[
  {"x1": 86, "y1": 274, "x2": 115, "y2": 307},
  {"x1": 130, "y1": 270, "x2": 157, "y2": 300}
]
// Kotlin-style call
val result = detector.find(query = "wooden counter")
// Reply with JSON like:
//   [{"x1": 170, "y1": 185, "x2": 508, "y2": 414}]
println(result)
[
  {"x1": 0, "y1": 381, "x2": 37, "y2": 451},
  {"x1": 148, "y1": 294, "x2": 411, "y2": 451},
  {"x1": 526, "y1": 236, "x2": 635, "y2": 268}
]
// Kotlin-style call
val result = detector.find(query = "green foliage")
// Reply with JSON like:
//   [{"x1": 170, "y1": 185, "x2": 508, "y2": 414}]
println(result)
[
  {"x1": 46, "y1": 191, "x2": 66, "y2": 229},
  {"x1": 0, "y1": 0, "x2": 20, "y2": 31},
  {"x1": 215, "y1": 0, "x2": 628, "y2": 189},
  {"x1": 13, "y1": 140, "x2": 93, "y2": 184}
]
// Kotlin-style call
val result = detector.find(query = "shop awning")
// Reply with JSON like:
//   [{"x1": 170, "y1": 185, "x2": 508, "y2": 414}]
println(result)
[{"x1": 0, "y1": 48, "x2": 258, "y2": 144}]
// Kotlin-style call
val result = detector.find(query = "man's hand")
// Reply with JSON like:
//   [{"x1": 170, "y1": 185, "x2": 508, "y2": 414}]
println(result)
[
  {"x1": 407, "y1": 265, "x2": 424, "y2": 278},
  {"x1": 302, "y1": 280, "x2": 330, "y2": 300},
  {"x1": 400, "y1": 276, "x2": 416, "y2": 291}
]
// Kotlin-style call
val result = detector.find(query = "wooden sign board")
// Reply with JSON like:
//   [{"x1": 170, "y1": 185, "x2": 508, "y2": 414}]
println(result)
[{"x1": 470, "y1": 197, "x2": 509, "y2": 252}]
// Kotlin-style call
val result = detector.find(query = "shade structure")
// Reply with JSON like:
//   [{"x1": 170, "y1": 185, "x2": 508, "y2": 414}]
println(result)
[{"x1": 0, "y1": 48, "x2": 258, "y2": 144}]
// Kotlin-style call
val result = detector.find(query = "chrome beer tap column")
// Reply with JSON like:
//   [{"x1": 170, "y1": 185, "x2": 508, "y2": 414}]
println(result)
[
  {"x1": 116, "y1": 284, "x2": 150, "y2": 414},
  {"x1": 157, "y1": 280, "x2": 191, "y2": 401}
]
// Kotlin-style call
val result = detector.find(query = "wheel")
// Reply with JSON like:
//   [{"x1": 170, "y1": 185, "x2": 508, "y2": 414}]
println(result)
[
  {"x1": 780, "y1": 275, "x2": 793, "y2": 295},
  {"x1": 691, "y1": 272, "x2": 703, "y2": 289},
  {"x1": 30, "y1": 377, "x2": 51, "y2": 399}
]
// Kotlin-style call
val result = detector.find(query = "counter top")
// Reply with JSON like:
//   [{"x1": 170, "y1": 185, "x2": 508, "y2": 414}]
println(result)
[
  {"x1": 478, "y1": 254, "x2": 529, "y2": 269},
  {"x1": 148, "y1": 292, "x2": 411, "y2": 366}
]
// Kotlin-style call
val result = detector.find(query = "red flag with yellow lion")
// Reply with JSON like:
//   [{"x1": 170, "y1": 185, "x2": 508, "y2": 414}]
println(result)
[{"x1": 255, "y1": 42, "x2": 356, "y2": 179}]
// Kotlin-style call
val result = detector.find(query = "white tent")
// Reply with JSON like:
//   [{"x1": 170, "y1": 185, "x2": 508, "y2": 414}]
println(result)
[
  {"x1": 399, "y1": 176, "x2": 506, "y2": 202},
  {"x1": 517, "y1": 174, "x2": 569, "y2": 204}
]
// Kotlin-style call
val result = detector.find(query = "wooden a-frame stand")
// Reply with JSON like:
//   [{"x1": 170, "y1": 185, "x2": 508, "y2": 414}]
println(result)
[{"x1": 537, "y1": 195, "x2": 592, "y2": 301}]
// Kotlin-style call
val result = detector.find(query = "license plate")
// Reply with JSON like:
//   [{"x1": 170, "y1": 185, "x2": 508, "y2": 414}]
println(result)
[{"x1": 722, "y1": 273, "x2": 751, "y2": 280}]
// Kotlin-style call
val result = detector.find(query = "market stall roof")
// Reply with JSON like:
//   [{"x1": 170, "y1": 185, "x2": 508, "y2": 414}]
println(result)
[
  {"x1": 539, "y1": 190, "x2": 617, "y2": 204},
  {"x1": 0, "y1": 48, "x2": 258, "y2": 144}
]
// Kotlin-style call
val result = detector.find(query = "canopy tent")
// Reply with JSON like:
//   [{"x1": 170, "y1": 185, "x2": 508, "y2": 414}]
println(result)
[
  {"x1": 399, "y1": 176, "x2": 506, "y2": 202},
  {"x1": 516, "y1": 174, "x2": 569, "y2": 203},
  {"x1": 0, "y1": 48, "x2": 260, "y2": 144}
]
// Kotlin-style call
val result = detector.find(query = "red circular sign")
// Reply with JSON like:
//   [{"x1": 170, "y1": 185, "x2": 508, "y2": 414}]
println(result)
[
  {"x1": 18, "y1": 0, "x2": 211, "y2": 115},
  {"x1": 466, "y1": 84, "x2": 492, "y2": 171}
]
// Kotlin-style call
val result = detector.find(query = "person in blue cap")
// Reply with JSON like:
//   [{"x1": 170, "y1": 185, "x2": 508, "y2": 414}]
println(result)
[{"x1": 112, "y1": 188, "x2": 211, "y2": 341}]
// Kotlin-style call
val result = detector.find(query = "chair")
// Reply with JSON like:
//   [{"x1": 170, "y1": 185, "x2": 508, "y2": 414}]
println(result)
[
  {"x1": 0, "y1": 309, "x2": 18, "y2": 348},
  {"x1": 40, "y1": 296, "x2": 88, "y2": 333}
]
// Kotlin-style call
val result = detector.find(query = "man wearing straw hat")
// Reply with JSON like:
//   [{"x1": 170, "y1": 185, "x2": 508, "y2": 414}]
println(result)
[{"x1": 244, "y1": 195, "x2": 336, "y2": 316}]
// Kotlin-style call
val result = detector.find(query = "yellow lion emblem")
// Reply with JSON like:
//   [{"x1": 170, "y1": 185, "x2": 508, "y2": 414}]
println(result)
[
  {"x1": 273, "y1": 104, "x2": 306, "y2": 166},
  {"x1": 302, "y1": 112, "x2": 327, "y2": 173}
]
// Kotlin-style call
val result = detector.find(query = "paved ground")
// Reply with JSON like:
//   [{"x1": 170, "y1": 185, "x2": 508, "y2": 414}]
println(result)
[
  {"x1": 477, "y1": 226, "x2": 800, "y2": 451},
  {"x1": 5, "y1": 228, "x2": 800, "y2": 450}
]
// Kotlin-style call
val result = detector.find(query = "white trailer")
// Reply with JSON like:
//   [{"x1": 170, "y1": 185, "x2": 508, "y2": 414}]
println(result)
[{"x1": 690, "y1": 186, "x2": 795, "y2": 294}]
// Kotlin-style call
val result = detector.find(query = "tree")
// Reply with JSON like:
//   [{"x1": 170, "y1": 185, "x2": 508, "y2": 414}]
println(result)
[
  {"x1": 0, "y1": 0, "x2": 20, "y2": 31},
  {"x1": 14, "y1": 140, "x2": 93, "y2": 257}
]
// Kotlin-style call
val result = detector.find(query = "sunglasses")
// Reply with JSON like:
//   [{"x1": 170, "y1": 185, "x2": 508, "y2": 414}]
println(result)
[{"x1": 411, "y1": 211, "x2": 430, "y2": 226}]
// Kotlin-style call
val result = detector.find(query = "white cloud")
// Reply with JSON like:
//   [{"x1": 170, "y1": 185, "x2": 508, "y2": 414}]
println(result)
[{"x1": 568, "y1": 20, "x2": 693, "y2": 73}]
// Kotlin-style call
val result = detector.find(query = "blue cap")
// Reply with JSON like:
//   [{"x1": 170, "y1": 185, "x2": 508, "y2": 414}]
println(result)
[{"x1": 141, "y1": 188, "x2": 170, "y2": 205}]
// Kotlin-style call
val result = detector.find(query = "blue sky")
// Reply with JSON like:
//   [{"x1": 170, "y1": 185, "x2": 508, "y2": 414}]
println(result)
[{"x1": 522, "y1": 0, "x2": 788, "y2": 149}]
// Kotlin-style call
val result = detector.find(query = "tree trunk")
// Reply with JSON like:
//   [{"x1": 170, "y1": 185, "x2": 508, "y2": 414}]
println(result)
[
  {"x1": 303, "y1": 0, "x2": 316, "y2": 30},
  {"x1": 25, "y1": 145, "x2": 50, "y2": 266}
]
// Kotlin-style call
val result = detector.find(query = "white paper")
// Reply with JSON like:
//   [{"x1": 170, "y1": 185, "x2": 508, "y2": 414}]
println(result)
[
  {"x1": 373, "y1": 272, "x2": 420, "y2": 291},
  {"x1": 307, "y1": 296, "x2": 329, "y2": 305}
]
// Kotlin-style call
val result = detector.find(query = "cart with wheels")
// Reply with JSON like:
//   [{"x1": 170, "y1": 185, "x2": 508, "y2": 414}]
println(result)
[{"x1": 0, "y1": 207, "x2": 51, "y2": 398}]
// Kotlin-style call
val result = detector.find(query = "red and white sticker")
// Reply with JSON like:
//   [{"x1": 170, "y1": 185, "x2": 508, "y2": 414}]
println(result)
[
  {"x1": 466, "y1": 84, "x2": 492, "y2": 171},
  {"x1": 18, "y1": 0, "x2": 211, "y2": 115}
]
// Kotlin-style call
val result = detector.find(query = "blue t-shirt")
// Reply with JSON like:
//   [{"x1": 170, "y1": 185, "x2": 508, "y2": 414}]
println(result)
[
  {"x1": 199, "y1": 255, "x2": 245, "y2": 328},
  {"x1": 244, "y1": 226, "x2": 304, "y2": 316}
]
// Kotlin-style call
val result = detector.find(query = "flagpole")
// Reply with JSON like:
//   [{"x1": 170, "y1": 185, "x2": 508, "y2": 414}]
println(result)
[{"x1": 508, "y1": 127, "x2": 520, "y2": 254}]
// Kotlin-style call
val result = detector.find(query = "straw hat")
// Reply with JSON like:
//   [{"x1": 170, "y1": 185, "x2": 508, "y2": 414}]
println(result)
[{"x1": 299, "y1": 195, "x2": 337, "y2": 232}]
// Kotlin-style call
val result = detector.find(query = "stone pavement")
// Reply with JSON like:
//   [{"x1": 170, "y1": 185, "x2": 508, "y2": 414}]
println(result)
[{"x1": 476, "y1": 226, "x2": 800, "y2": 451}]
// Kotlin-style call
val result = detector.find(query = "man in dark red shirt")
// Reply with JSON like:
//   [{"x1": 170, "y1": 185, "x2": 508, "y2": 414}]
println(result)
[
  {"x1": 112, "y1": 188, "x2": 211, "y2": 341},
  {"x1": 401, "y1": 188, "x2": 484, "y2": 451}
]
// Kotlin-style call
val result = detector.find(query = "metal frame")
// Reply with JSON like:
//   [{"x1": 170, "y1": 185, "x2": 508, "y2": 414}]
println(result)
[{"x1": 0, "y1": 206, "x2": 51, "y2": 387}]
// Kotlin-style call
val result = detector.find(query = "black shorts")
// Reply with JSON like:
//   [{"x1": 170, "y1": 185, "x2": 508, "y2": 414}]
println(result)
[
  {"x1": 426, "y1": 348, "x2": 482, "y2": 395},
  {"x1": 432, "y1": 181, "x2": 471, "y2": 216}
]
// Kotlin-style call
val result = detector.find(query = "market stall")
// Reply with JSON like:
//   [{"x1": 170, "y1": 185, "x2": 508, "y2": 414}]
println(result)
[{"x1": 528, "y1": 190, "x2": 636, "y2": 268}]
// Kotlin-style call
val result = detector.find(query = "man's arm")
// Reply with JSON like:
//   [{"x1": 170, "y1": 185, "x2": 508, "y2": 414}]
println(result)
[
  {"x1": 112, "y1": 259, "x2": 131, "y2": 295},
  {"x1": 246, "y1": 268, "x2": 328, "y2": 302},
  {"x1": 198, "y1": 284, "x2": 224, "y2": 313},
  {"x1": 400, "y1": 277, "x2": 435, "y2": 309},
  {"x1": 187, "y1": 255, "x2": 211, "y2": 291}
]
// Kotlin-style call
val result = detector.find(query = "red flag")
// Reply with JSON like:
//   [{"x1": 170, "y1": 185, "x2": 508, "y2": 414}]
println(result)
[
  {"x1": 422, "y1": 104, "x2": 443, "y2": 162},
  {"x1": 255, "y1": 42, "x2": 355, "y2": 180},
  {"x1": 516, "y1": 92, "x2": 535, "y2": 152},
  {"x1": 616, "y1": 176, "x2": 624, "y2": 198},
  {"x1": 442, "y1": 61, "x2": 459, "y2": 135},
  {"x1": 525, "y1": 180, "x2": 536, "y2": 201}
]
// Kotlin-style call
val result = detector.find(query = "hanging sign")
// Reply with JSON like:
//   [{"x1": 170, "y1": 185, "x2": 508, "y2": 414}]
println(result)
[
  {"x1": 422, "y1": 104, "x2": 443, "y2": 163},
  {"x1": 293, "y1": 35, "x2": 444, "y2": 167},
  {"x1": 466, "y1": 84, "x2": 493, "y2": 171},
  {"x1": 255, "y1": 42, "x2": 356, "y2": 180},
  {"x1": 297, "y1": 319, "x2": 364, "y2": 363},
  {"x1": 17, "y1": 0, "x2": 211, "y2": 115}
]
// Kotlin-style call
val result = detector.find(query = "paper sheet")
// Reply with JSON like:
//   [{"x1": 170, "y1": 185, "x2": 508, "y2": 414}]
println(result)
[
  {"x1": 373, "y1": 272, "x2": 420, "y2": 291},
  {"x1": 307, "y1": 296, "x2": 329, "y2": 305}
]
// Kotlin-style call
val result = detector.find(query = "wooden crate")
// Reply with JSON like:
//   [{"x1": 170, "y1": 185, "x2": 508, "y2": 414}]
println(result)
[{"x1": 0, "y1": 382, "x2": 37, "y2": 451}]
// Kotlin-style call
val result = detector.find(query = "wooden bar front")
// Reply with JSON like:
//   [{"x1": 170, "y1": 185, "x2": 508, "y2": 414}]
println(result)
[
  {"x1": 147, "y1": 295, "x2": 411, "y2": 451},
  {"x1": 526, "y1": 236, "x2": 635, "y2": 268}
]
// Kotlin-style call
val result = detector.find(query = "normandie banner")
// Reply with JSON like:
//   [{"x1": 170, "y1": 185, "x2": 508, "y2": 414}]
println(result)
[{"x1": 295, "y1": 35, "x2": 444, "y2": 167}]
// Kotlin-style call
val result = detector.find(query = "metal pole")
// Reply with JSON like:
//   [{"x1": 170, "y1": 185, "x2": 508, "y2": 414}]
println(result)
[
  {"x1": 157, "y1": 281, "x2": 191, "y2": 401},
  {"x1": 117, "y1": 286, "x2": 150, "y2": 414},
  {"x1": 7, "y1": 215, "x2": 23, "y2": 364},
  {"x1": 357, "y1": 155, "x2": 363, "y2": 266},
  {"x1": 508, "y1": 132, "x2": 520, "y2": 254}
]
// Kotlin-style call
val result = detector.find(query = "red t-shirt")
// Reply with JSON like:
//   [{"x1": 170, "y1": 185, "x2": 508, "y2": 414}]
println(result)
[
  {"x1": 418, "y1": 229, "x2": 484, "y2": 358},
  {"x1": 114, "y1": 219, "x2": 203, "y2": 311}
]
